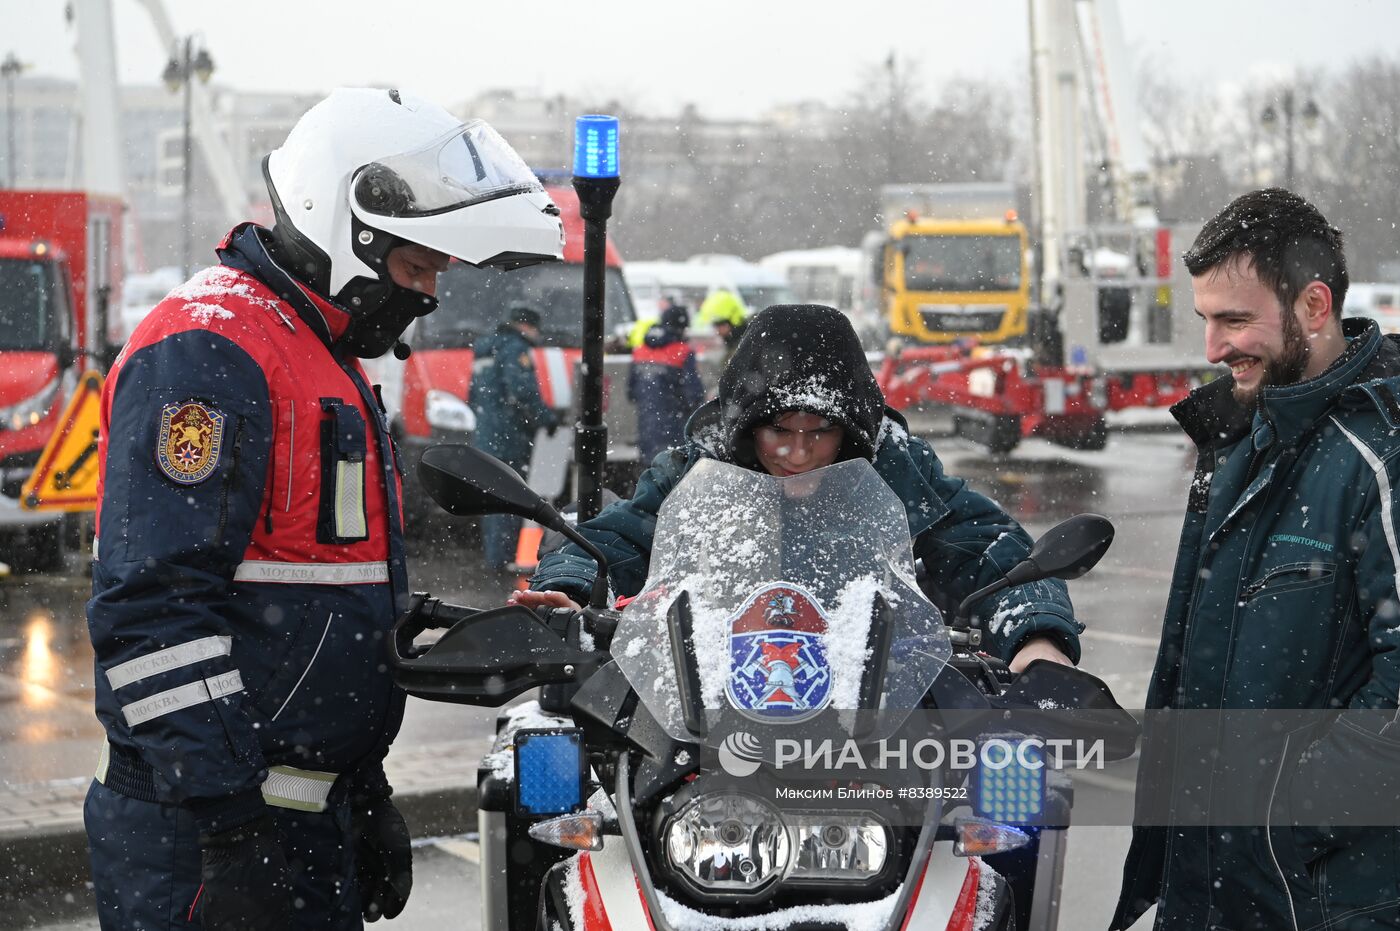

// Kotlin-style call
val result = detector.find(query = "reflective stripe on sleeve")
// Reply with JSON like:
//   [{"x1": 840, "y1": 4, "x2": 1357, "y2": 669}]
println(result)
[
  {"x1": 95, "y1": 740, "x2": 110, "y2": 784},
  {"x1": 536, "y1": 347, "x2": 575, "y2": 409},
  {"x1": 120, "y1": 670, "x2": 244, "y2": 728},
  {"x1": 1331, "y1": 417, "x2": 1400, "y2": 599},
  {"x1": 231, "y1": 560, "x2": 389, "y2": 585},
  {"x1": 105, "y1": 635, "x2": 233, "y2": 691},
  {"x1": 93, "y1": 741, "x2": 339, "y2": 813}
]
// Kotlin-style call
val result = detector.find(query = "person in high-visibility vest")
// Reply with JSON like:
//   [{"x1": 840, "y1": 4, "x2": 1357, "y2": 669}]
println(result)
[
  {"x1": 698, "y1": 289, "x2": 749, "y2": 365},
  {"x1": 627, "y1": 315, "x2": 657, "y2": 349}
]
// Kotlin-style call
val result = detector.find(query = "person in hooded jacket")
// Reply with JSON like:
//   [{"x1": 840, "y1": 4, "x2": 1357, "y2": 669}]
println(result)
[
  {"x1": 1112, "y1": 190, "x2": 1400, "y2": 930},
  {"x1": 628, "y1": 302, "x2": 706, "y2": 463},
  {"x1": 469, "y1": 305, "x2": 560, "y2": 571},
  {"x1": 83, "y1": 89, "x2": 562, "y2": 931},
  {"x1": 514, "y1": 303, "x2": 1081, "y2": 673}
]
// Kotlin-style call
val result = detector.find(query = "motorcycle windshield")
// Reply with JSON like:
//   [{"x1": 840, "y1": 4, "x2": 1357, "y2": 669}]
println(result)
[{"x1": 612, "y1": 458, "x2": 952, "y2": 752}]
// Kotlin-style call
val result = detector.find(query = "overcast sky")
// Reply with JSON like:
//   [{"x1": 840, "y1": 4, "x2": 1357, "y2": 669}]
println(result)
[{"x1": 4, "y1": 0, "x2": 1398, "y2": 118}]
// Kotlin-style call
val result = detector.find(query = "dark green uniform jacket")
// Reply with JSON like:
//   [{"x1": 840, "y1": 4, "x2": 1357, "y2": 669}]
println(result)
[
  {"x1": 530, "y1": 401, "x2": 1084, "y2": 664},
  {"x1": 1114, "y1": 319, "x2": 1400, "y2": 931},
  {"x1": 469, "y1": 324, "x2": 554, "y2": 468}
]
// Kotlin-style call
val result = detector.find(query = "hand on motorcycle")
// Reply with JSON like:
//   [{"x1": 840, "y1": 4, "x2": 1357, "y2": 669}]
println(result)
[
  {"x1": 508, "y1": 590, "x2": 581, "y2": 611},
  {"x1": 1007, "y1": 634, "x2": 1074, "y2": 674}
]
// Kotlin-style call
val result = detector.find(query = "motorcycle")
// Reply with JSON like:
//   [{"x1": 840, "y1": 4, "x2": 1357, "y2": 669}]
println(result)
[{"x1": 391, "y1": 444, "x2": 1140, "y2": 930}]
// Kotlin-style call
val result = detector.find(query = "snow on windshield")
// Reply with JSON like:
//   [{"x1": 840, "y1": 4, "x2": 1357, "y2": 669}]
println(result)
[{"x1": 611, "y1": 458, "x2": 950, "y2": 747}]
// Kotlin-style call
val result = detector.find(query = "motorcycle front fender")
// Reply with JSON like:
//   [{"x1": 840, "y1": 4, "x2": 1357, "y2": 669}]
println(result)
[{"x1": 538, "y1": 846, "x2": 1015, "y2": 931}]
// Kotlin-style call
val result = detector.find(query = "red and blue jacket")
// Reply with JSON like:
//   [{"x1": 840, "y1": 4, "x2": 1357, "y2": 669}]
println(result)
[
  {"x1": 627, "y1": 327, "x2": 705, "y2": 463},
  {"x1": 89, "y1": 223, "x2": 408, "y2": 830}
]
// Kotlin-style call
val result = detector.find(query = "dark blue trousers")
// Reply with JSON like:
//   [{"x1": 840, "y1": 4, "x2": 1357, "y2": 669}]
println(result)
[{"x1": 84, "y1": 781, "x2": 364, "y2": 929}]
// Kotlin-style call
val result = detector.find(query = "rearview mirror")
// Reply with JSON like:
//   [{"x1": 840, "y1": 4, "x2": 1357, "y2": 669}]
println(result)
[
  {"x1": 953, "y1": 514, "x2": 1115, "y2": 635},
  {"x1": 418, "y1": 444, "x2": 564, "y2": 530},
  {"x1": 1008, "y1": 513, "x2": 1115, "y2": 585},
  {"x1": 417, "y1": 444, "x2": 614, "y2": 609}
]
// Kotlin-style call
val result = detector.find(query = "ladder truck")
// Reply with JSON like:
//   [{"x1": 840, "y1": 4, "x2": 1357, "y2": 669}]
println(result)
[{"x1": 878, "y1": 0, "x2": 1211, "y2": 453}]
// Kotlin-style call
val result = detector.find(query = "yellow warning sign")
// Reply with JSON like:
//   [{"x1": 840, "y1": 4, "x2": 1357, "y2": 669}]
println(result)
[{"x1": 21, "y1": 370, "x2": 104, "y2": 512}]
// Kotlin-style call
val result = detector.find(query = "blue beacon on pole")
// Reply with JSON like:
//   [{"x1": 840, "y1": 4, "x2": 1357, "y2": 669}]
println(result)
[{"x1": 573, "y1": 115, "x2": 620, "y2": 179}]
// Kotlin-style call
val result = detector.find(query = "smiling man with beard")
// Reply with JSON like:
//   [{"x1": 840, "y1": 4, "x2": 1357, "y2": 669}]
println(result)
[
  {"x1": 1113, "y1": 189, "x2": 1400, "y2": 929},
  {"x1": 1197, "y1": 205, "x2": 1349, "y2": 407}
]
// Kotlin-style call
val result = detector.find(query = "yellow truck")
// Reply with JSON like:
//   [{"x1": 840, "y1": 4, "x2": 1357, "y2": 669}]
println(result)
[{"x1": 871, "y1": 183, "x2": 1030, "y2": 345}]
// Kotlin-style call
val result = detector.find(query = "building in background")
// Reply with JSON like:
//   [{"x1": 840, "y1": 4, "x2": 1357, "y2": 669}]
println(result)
[
  {"x1": 0, "y1": 77, "x2": 849, "y2": 273},
  {"x1": 0, "y1": 75, "x2": 315, "y2": 272}
]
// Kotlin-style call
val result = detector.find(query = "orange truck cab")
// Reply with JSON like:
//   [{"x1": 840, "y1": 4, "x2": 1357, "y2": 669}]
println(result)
[
  {"x1": 0, "y1": 191, "x2": 123, "y2": 570},
  {"x1": 366, "y1": 182, "x2": 639, "y2": 524}
]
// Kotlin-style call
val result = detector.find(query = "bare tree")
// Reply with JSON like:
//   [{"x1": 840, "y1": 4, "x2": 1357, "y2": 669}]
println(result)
[
  {"x1": 1313, "y1": 58, "x2": 1400, "y2": 280},
  {"x1": 612, "y1": 64, "x2": 1018, "y2": 260}
]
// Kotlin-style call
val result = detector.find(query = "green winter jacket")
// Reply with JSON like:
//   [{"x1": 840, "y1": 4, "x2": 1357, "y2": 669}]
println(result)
[
  {"x1": 1114, "y1": 319, "x2": 1400, "y2": 931},
  {"x1": 530, "y1": 401, "x2": 1083, "y2": 664},
  {"x1": 469, "y1": 324, "x2": 554, "y2": 467}
]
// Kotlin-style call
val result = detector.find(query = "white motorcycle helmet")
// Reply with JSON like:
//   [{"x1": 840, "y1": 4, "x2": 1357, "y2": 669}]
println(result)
[{"x1": 263, "y1": 87, "x2": 563, "y2": 355}]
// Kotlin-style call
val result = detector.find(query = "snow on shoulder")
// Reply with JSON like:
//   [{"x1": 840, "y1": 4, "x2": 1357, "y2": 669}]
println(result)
[
  {"x1": 166, "y1": 266, "x2": 288, "y2": 327},
  {"x1": 876, "y1": 415, "x2": 909, "y2": 450}
]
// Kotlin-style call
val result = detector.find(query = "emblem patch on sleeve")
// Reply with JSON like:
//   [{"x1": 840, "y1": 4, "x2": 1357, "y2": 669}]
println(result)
[{"x1": 156, "y1": 401, "x2": 226, "y2": 485}]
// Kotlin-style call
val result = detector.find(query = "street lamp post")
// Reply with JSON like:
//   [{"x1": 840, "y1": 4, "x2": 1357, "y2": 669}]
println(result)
[
  {"x1": 885, "y1": 50, "x2": 899, "y2": 183},
  {"x1": 163, "y1": 37, "x2": 214, "y2": 279},
  {"x1": 1260, "y1": 88, "x2": 1320, "y2": 191},
  {"x1": 1, "y1": 52, "x2": 26, "y2": 189}
]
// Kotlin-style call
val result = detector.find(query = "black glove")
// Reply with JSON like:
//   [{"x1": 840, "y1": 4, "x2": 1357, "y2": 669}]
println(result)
[
  {"x1": 198, "y1": 814, "x2": 293, "y2": 931},
  {"x1": 543, "y1": 411, "x2": 561, "y2": 438},
  {"x1": 353, "y1": 796, "x2": 413, "y2": 921}
]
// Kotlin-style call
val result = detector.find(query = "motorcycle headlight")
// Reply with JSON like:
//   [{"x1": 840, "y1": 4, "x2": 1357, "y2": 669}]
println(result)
[
  {"x1": 424, "y1": 389, "x2": 476, "y2": 433},
  {"x1": 664, "y1": 793, "x2": 790, "y2": 894},
  {"x1": 786, "y1": 813, "x2": 889, "y2": 883},
  {"x1": 0, "y1": 376, "x2": 59, "y2": 432}
]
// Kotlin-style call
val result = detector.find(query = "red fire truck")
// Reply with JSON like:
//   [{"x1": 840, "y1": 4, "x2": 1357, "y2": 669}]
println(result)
[
  {"x1": 365, "y1": 182, "x2": 639, "y2": 526},
  {"x1": 0, "y1": 191, "x2": 124, "y2": 570}
]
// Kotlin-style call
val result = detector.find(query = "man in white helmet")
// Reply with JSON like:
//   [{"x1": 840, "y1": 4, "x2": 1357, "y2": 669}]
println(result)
[{"x1": 82, "y1": 88, "x2": 562, "y2": 930}]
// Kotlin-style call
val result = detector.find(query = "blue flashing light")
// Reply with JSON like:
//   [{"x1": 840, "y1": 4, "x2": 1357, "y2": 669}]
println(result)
[
  {"x1": 515, "y1": 729, "x2": 585, "y2": 816},
  {"x1": 573, "y1": 115, "x2": 620, "y2": 179},
  {"x1": 973, "y1": 738, "x2": 1046, "y2": 825}
]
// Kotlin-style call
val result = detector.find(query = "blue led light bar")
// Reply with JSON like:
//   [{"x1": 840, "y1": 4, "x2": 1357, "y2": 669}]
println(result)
[
  {"x1": 573, "y1": 115, "x2": 620, "y2": 179},
  {"x1": 973, "y1": 738, "x2": 1046, "y2": 825},
  {"x1": 514, "y1": 729, "x2": 586, "y2": 817}
]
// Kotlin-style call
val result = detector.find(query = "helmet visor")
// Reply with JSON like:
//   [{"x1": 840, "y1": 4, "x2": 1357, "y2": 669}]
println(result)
[{"x1": 351, "y1": 120, "x2": 542, "y2": 219}]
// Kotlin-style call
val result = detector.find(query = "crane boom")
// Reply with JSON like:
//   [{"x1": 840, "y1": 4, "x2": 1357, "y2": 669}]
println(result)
[
  {"x1": 1030, "y1": 0, "x2": 1157, "y2": 305},
  {"x1": 69, "y1": 0, "x2": 123, "y2": 197},
  {"x1": 1028, "y1": 0, "x2": 1087, "y2": 301},
  {"x1": 1075, "y1": 0, "x2": 1157, "y2": 226}
]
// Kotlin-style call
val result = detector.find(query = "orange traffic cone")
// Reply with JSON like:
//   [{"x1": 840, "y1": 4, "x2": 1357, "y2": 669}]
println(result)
[{"x1": 508, "y1": 522, "x2": 544, "y2": 590}]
